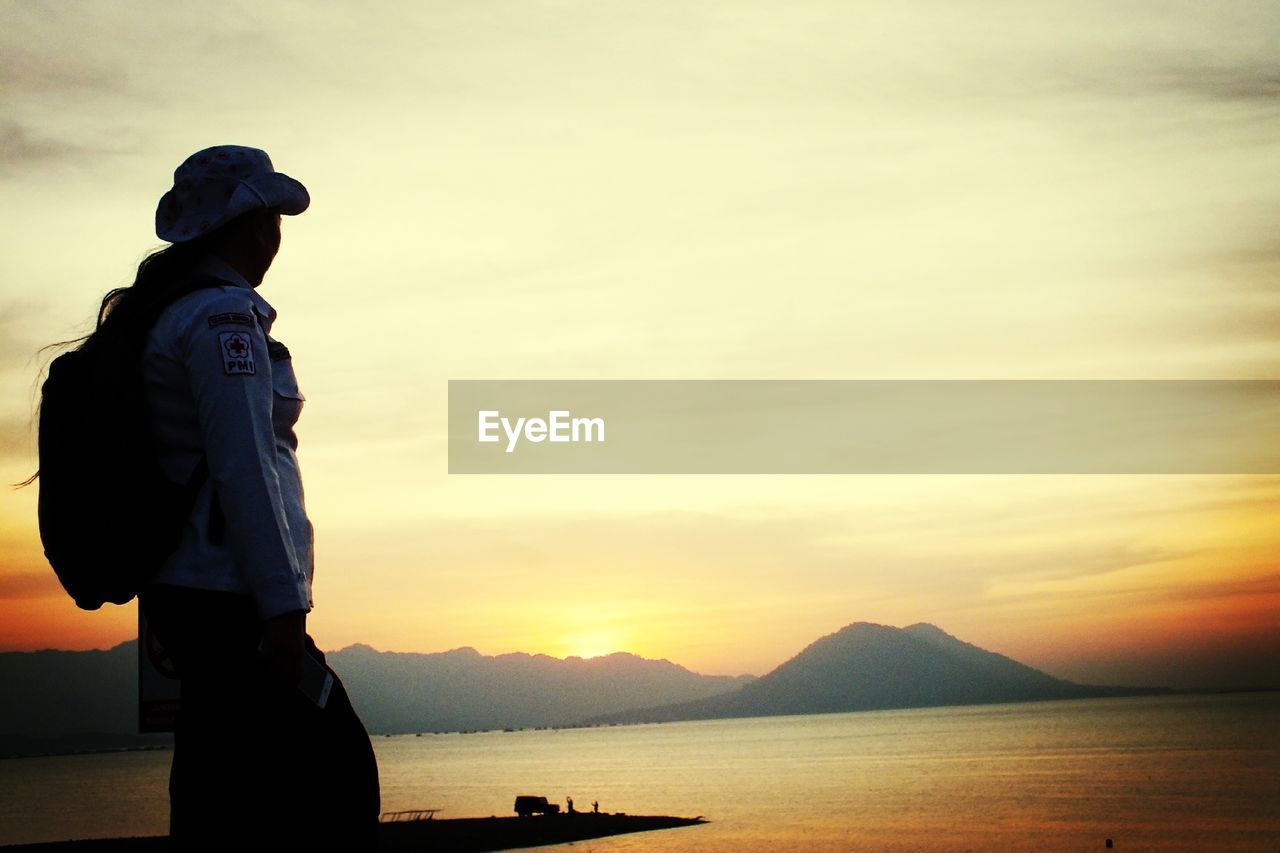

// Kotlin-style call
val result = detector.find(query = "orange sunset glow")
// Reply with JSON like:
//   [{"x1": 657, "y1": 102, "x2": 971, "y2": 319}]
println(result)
[{"x1": 2, "y1": 1, "x2": 1278, "y2": 697}]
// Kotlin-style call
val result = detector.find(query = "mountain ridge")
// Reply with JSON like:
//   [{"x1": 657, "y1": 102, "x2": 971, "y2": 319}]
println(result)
[
  {"x1": 326, "y1": 642, "x2": 753, "y2": 734},
  {"x1": 586, "y1": 621, "x2": 1167, "y2": 725},
  {"x1": 2, "y1": 622, "x2": 1179, "y2": 756},
  {"x1": 0, "y1": 639, "x2": 753, "y2": 755}
]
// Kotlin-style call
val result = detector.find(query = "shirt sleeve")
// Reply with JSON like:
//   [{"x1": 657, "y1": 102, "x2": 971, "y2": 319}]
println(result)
[{"x1": 176, "y1": 290, "x2": 311, "y2": 620}]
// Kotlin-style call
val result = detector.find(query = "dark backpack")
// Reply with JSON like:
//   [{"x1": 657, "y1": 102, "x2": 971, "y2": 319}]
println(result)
[{"x1": 37, "y1": 277, "x2": 221, "y2": 610}]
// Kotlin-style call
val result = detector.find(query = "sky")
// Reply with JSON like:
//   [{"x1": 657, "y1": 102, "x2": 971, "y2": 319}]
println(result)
[{"x1": 1, "y1": 0, "x2": 1277, "y2": 689}]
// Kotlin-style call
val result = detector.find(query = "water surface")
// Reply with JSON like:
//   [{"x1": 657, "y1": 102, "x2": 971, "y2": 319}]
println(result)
[{"x1": 1, "y1": 693, "x2": 1276, "y2": 850}]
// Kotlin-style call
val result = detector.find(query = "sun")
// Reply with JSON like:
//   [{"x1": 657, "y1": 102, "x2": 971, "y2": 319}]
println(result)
[{"x1": 560, "y1": 628, "x2": 625, "y2": 660}]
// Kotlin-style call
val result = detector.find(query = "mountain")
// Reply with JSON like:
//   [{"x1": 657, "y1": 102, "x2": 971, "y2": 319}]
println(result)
[
  {"x1": 1, "y1": 623, "x2": 1172, "y2": 756},
  {"x1": 586, "y1": 622, "x2": 1165, "y2": 724},
  {"x1": 0, "y1": 642, "x2": 172, "y2": 757},
  {"x1": 0, "y1": 643, "x2": 139, "y2": 735},
  {"x1": 0, "y1": 640, "x2": 752, "y2": 755},
  {"x1": 326, "y1": 644, "x2": 753, "y2": 733}
]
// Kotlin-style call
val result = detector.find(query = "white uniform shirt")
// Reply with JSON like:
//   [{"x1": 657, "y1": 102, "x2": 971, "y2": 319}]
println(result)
[{"x1": 141, "y1": 256, "x2": 314, "y2": 620}]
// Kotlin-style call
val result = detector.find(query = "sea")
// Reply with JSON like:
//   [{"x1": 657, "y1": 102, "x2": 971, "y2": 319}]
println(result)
[{"x1": 1, "y1": 693, "x2": 1276, "y2": 851}]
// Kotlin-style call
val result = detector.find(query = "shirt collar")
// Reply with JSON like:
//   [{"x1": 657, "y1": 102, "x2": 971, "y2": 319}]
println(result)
[{"x1": 199, "y1": 254, "x2": 277, "y2": 326}]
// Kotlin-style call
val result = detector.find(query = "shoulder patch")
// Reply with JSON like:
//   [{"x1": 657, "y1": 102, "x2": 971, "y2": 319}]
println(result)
[
  {"x1": 208, "y1": 312, "x2": 255, "y2": 329},
  {"x1": 218, "y1": 331, "x2": 256, "y2": 375}
]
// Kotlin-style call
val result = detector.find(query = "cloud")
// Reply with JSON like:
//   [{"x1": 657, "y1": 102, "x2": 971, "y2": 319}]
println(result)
[
  {"x1": 1195, "y1": 300, "x2": 1280, "y2": 343},
  {"x1": 0, "y1": 568, "x2": 59, "y2": 601},
  {"x1": 0, "y1": 300, "x2": 60, "y2": 360},
  {"x1": 1058, "y1": 51, "x2": 1280, "y2": 108},
  {"x1": 0, "y1": 412, "x2": 35, "y2": 463},
  {"x1": 0, "y1": 18, "x2": 119, "y2": 97},
  {"x1": 1155, "y1": 61, "x2": 1280, "y2": 105},
  {"x1": 0, "y1": 3, "x2": 132, "y2": 168},
  {"x1": 0, "y1": 300, "x2": 60, "y2": 465},
  {"x1": 1205, "y1": 240, "x2": 1280, "y2": 297},
  {"x1": 1158, "y1": 571, "x2": 1280, "y2": 605},
  {"x1": 0, "y1": 122, "x2": 108, "y2": 170}
]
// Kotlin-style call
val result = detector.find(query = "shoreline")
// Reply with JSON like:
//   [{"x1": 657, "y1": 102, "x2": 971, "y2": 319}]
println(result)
[{"x1": 1, "y1": 813, "x2": 710, "y2": 852}]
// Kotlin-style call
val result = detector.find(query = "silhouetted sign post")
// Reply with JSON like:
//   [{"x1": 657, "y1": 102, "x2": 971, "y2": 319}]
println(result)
[{"x1": 138, "y1": 609, "x2": 180, "y2": 732}]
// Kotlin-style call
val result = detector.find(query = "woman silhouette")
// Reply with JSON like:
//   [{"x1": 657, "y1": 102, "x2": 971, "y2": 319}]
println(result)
[{"x1": 120, "y1": 145, "x2": 380, "y2": 850}]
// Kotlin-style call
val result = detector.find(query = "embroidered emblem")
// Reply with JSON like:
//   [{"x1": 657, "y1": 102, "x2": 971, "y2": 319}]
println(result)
[
  {"x1": 268, "y1": 340, "x2": 291, "y2": 362},
  {"x1": 208, "y1": 312, "x2": 254, "y2": 329},
  {"x1": 218, "y1": 332, "x2": 256, "y2": 375}
]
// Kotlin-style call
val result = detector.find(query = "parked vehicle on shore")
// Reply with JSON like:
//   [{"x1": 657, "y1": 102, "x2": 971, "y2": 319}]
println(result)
[{"x1": 514, "y1": 795, "x2": 561, "y2": 817}]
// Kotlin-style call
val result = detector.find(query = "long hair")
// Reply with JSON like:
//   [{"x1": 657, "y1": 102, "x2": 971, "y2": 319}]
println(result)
[
  {"x1": 86, "y1": 237, "x2": 216, "y2": 350},
  {"x1": 14, "y1": 237, "x2": 216, "y2": 488}
]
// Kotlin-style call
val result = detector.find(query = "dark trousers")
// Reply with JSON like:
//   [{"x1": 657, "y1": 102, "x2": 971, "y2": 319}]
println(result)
[{"x1": 141, "y1": 585, "x2": 381, "y2": 851}]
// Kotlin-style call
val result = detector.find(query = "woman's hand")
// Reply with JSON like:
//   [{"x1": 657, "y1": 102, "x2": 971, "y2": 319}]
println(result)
[{"x1": 259, "y1": 609, "x2": 307, "y2": 687}]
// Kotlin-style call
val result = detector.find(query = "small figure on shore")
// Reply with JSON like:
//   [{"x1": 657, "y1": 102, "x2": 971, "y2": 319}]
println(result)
[
  {"x1": 592, "y1": 800, "x2": 599, "y2": 814},
  {"x1": 567, "y1": 796, "x2": 575, "y2": 814}
]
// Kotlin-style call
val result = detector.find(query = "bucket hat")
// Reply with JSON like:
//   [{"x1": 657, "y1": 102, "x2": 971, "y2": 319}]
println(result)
[{"x1": 155, "y1": 145, "x2": 309, "y2": 243}]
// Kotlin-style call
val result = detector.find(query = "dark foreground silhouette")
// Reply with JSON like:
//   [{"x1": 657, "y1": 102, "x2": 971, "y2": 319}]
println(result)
[{"x1": 2, "y1": 812, "x2": 708, "y2": 852}]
